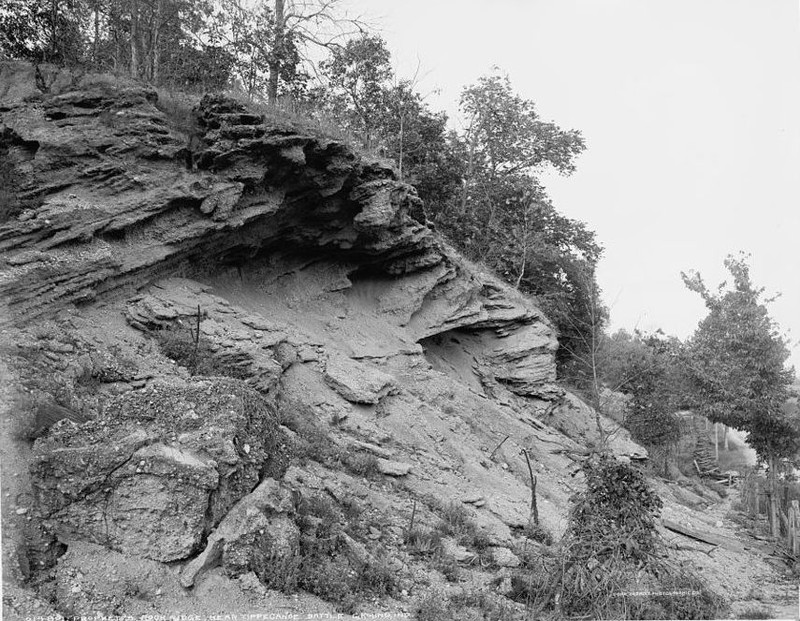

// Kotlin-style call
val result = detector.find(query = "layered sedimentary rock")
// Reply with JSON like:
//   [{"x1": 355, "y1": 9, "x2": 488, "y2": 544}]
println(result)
[
  {"x1": 1, "y1": 62, "x2": 649, "y2": 618},
  {"x1": 0, "y1": 60, "x2": 559, "y2": 398}
]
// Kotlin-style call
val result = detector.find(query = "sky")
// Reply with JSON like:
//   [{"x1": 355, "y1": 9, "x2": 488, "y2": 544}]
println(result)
[{"x1": 344, "y1": 0, "x2": 800, "y2": 369}]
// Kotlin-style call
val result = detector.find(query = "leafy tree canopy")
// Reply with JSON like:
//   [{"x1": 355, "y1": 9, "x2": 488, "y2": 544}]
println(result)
[{"x1": 683, "y1": 253, "x2": 798, "y2": 460}]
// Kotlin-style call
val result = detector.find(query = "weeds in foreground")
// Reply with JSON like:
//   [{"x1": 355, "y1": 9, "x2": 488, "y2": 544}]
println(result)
[
  {"x1": 257, "y1": 493, "x2": 399, "y2": 615},
  {"x1": 414, "y1": 589, "x2": 519, "y2": 621},
  {"x1": 521, "y1": 453, "x2": 728, "y2": 620}
]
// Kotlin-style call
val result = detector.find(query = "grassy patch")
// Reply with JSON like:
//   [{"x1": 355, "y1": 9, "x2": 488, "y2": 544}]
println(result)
[
  {"x1": 414, "y1": 589, "x2": 519, "y2": 621},
  {"x1": 258, "y1": 492, "x2": 399, "y2": 614}
]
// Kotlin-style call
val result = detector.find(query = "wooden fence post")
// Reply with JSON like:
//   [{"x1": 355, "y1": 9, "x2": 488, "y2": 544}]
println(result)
[{"x1": 789, "y1": 500, "x2": 800, "y2": 556}]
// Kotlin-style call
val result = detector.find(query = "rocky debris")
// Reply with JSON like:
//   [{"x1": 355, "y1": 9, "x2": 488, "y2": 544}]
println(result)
[
  {"x1": 30, "y1": 378, "x2": 285, "y2": 562},
  {"x1": 487, "y1": 546, "x2": 521, "y2": 568},
  {"x1": 461, "y1": 494, "x2": 486, "y2": 507},
  {"x1": 126, "y1": 278, "x2": 288, "y2": 392},
  {"x1": 376, "y1": 459, "x2": 412, "y2": 477},
  {"x1": 670, "y1": 485, "x2": 709, "y2": 509},
  {"x1": 546, "y1": 391, "x2": 647, "y2": 459},
  {"x1": 2, "y1": 583, "x2": 64, "y2": 621},
  {"x1": 440, "y1": 538, "x2": 474, "y2": 564},
  {"x1": 181, "y1": 477, "x2": 298, "y2": 587},
  {"x1": 51, "y1": 540, "x2": 337, "y2": 618},
  {"x1": 28, "y1": 402, "x2": 91, "y2": 438},
  {"x1": 324, "y1": 355, "x2": 397, "y2": 404},
  {"x1": 346, "y1": 439, "x2": 393, "y2": 459}
]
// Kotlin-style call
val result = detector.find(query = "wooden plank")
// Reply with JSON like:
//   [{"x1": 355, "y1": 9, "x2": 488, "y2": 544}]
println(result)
[{"x1": 661, "y1": 519, "x2": 745, "y2": 552}]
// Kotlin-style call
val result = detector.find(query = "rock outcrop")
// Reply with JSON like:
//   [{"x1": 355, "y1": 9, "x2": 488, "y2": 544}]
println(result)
[
  {"x1": 0, "y1": 61, "x2": 558, "y2": 400},
  {"x1": 30, "y1": 378, "x2": 285, "y2": 562},
  {"x1": 0, "y1": 62, "x2": 649, "y2": 620}
]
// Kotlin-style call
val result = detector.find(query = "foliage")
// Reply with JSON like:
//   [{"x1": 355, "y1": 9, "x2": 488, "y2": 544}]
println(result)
[
  {"x1": 0, "y1": 0, "x2": 87, "y2": 64},
  {"x1": 682, "y1": 253, "x2": 798, "y2": 461},
  {"x1": 423, "y1": 72, "x2": 601, "y2": 378},
  {"x1": 318, "y1": 33, "x2": 392, "y2": 145},
  {"x1": 600, "y1": 329, "x2": 687, "y2": 472},
  {"x1": 527, "y1": 453, "x2": 726, "y2": 619},
  {"x1": 522, "y1": 521, "x2": 553, "y2": 546},
  {"x1": 568, "y1": 453, "x2": 663, "y2": 562},
  {"x1": 258, "y1": 492, "x2": 399, "y2": 614}
]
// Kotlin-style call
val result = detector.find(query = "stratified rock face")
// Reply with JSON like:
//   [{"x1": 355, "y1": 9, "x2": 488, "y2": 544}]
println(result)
[
  {"x1": 0, "y1": 68, "x2": 438, "y2": 324},
  {"x1": 30, "y1": 378, "x2": 283, "y2": 562},
  {"x1": 0, "y1": 62, "x2": 560, "y2": 398}
]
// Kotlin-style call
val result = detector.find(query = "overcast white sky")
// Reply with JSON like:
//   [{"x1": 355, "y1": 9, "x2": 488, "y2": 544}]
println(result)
[{"x1": 345, "y1": 0, "x2": 800, "y2": 369}]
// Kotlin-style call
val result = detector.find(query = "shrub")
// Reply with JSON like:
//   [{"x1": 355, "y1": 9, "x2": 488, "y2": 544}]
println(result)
[
  {"x1": 342, "y1": 451, "x2": 380, "y2": 479},
  {"x1": 259, "y1": 492, "x2": 399, "y2": 614},
  {"x1": 523, "y1": 522, "x2": 553, "y2": 546},
  {"x1": 532, "y1": 453, "x2": 728, "y2": 620},
  {"x1": 404, "y1": 527, "x2": 443, "y2": 557},
  {"x1": 430, "y1": 500, "x2": 488, "y2": 550}
]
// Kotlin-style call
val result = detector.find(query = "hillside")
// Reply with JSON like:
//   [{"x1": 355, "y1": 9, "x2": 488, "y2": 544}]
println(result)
[{"x1": 0, "y1": 62, "x2": 795, "y2": 620}]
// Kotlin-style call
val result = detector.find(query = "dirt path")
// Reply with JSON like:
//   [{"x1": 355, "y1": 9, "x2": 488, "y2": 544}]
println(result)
[{"x1": 663, "y1": 484, "x2": 799, "y2": 619}]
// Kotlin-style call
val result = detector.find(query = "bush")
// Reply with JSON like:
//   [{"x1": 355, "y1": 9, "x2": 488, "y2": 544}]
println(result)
[
  {"x1": 259, "y1": 492, "x2": 398, "y2": 614},
  {"x1": 342, "y1": 451, "x2": 380, "y2": 479},
  {"x1": 429, "y1": 500, "x2": 489, "y2": 550},
  {"x1": 523, "y1": 522, "x2": 553, "y2": 546},
  {"x1": 532, "y1": 453, "x2": 728, "y2": 619},
  {"x1": 404, "y1": 527, "x2": 444, "y2": 557}
]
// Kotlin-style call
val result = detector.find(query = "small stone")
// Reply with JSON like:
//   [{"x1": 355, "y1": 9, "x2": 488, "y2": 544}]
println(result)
[
  {"x1": 15, "y1": 507, "x2": 28, "y2": 515},
  {"x1": 376, "y1": 459, "x2": 412, "y2": 477}
]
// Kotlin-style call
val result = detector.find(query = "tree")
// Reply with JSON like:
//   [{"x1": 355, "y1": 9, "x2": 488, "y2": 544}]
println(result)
[
  {"x1": 600, "y1": 329, "x2": 686, "y2": 475},
  {"x1": 0, "y1": 0, "x2": 88, "y2": 63},
  {"x1": 683, "y1": 253, "x2": 798, "y2": 535},
  {"x1": 423, "y1": 71, "x2": 599, "y2": 378},
  {"x1": 217, "y1": 0, "x2": 367, "y2": 104},
  {"x1": 319, "y1": 32, "x2": 392, "y2": 146}
]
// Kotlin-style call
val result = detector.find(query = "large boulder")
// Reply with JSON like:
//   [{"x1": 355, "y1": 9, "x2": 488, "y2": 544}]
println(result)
[
  {"x1": 30, "y1": 378, "x2": 285, "y2": 562},
  {"x1": 180, "y1": 477, "x2": 299, "y2": 587}
]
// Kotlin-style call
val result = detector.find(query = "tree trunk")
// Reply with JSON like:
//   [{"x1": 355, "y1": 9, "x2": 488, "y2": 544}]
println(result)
[
  {"x1": 714, "y1": 422, "x2": 719, "y2": 462},
  {"x1": 723, "y1": 425, "x2": 729, "y2": 451},
  {"x1": 267, "y1": 0, "x2": 285, "y2": 105},
  {"x1": 50, "y1": 0, "x2": 59, "y2": 62},
  {"x1": 768, "y1": 454, "x2": 779, "y2": 537},
  {"x1": 150, "y1": 0, "x2": 162, "y2": 84},
  {"x1": 93, "y1": 2, "x2": 100, "y2": 65},
  {"x1": 130, "y1": 0, "x2": 140, "y2": 77}
]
